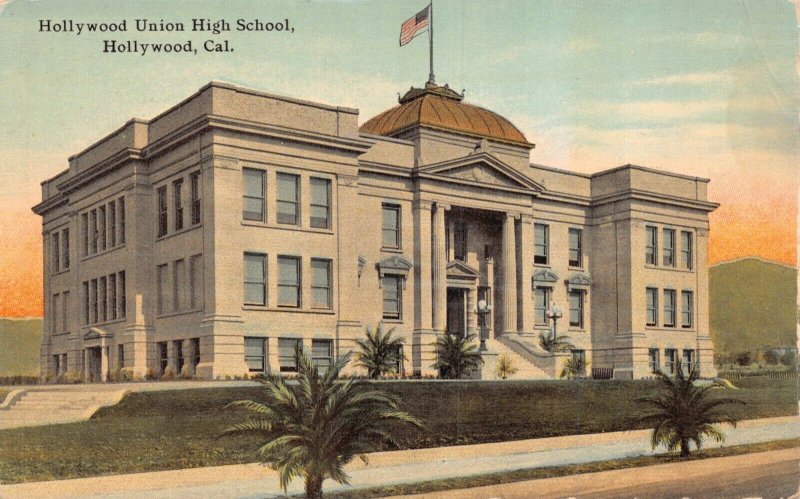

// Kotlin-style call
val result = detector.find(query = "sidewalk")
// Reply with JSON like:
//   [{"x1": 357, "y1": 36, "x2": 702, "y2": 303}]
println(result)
[{"x1": 1, "y1": 416, "x2": 797, "y2": 498}]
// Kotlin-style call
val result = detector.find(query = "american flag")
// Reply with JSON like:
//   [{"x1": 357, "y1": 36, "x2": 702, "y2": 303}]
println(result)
[{"x1": 399, "y1": 5, "x2": 430, "y2": 46}]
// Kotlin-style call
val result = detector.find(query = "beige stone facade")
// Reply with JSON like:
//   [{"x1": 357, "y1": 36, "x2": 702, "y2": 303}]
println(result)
[{"x1": 33, "y1": 81, "x2": 718, "y2": 381}]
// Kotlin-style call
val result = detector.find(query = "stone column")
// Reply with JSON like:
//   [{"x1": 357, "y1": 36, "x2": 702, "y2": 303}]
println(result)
[
  {"x1": 432, "y1": 203, "x2": 449, "y2": 332},
  {"x1": 412, "y1": 199, "x2": 436, "y2": 376},
  {"x1": 517, "y1": 214, "x2": 534, "y2": 334},
  {"x1": 502, "y1": 213, "x2": 518, "y2": 334}
]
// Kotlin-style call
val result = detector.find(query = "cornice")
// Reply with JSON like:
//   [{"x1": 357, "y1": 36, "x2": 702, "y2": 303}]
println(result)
[{"x1": 590, "y1": 188, "x2": 719, "y2": 212}]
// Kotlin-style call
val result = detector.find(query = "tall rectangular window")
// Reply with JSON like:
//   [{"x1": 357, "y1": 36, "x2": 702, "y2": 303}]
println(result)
[
  {"x1": 62, "y1": 228, "x2": 70, "y2": 269},
  {"x1": 98, "y1": 205, "x2": 106, "y2": 251},
  {"x1": 118, "y1": 271, "x2": 126, "y2": 319},
  {"x1": 663, "y1": 289, "x2": 676, "y2": 327},
  {"x1": 665, "y1": 349, "x2": 677, "y2": 375},
  {"x1": 157, "y1": 264, "x2": 168, "y2": 314},
  {"x1": 646, "y1": 287, "x2": 658, "y2": 326},
  {"x1": 278, "y1": 338, "x2": 302, "y2": 372},
  {"x1": 454, "y1": 220, "x2": 467, "y2": 261},
  {"x1": 276, "y1": 173, "x2": 300, "y2": 225},
  {"x1": 278, "y1": 256, "x2": 301, "y2": 307},
  {"x1": 381, "y1": 204, "x2": 401, "y2": 249},
  {"x1": 681, "y1": 290, "x2": 693, "y2": 328},
  {"x1": 312, "y1": 339, "x2": 333, "y2": 374},
  {"x1": 90, "y1": 209, "x2": 98, "y2": 254},
  {"x1": 191, "y1": 338, "x2": 200, "y2": 370},
  {"x1": 310, "y1": 177, "x2": 331, "y2": 229},
  {"x1": 568, "y1": 291, "x2": 583, "y2": 328},
  {"x1": 534, "y1": 287, "x2": 550, "y2": 325},
  {"x1": 51, "y1": 293, "x2": 58, "y2": 333},
  {"x1": 190, "y1": 254, "x2": 203, "y2": 309},
  {"x1": 681, "y1": 231, "x2": 693, "y2": 270},
  {"x1": 81, "y1": 213, "x2": 89, "y2": 256},
  {"x1": 157, "y1": 186, "x2": 168, "y2": 237},
  {"x1": 173, "y1": 179, "x2": 184, "y2": 231},
  {"x1": 109, "y1": 273, "x2": 117, "y2": 321},
  {"x1": 645, "y1": 225, "x2": 657, "y2": 265},
  {"x1": 62, "y1": 291, "x2": 69, "y2": 333},
  {"x1": 158, "y1": 342, "x2": 169, "y2": 374},
  {"x1": 311, "y1": 258, "x2": 332, "y2": 309},
  {"x1": 534, "y1": 223, "x2": 549, "y2": 265},
  {"x1": 568, "y1": 228, "x2": 582, "y2": 268},
  {"x1": 173, "y1": 259, "x2": 185, "y2": 312},
  {"x1": 190, "y1": 172, "x2": 201, "y2": 225},
  {"x1": 109, "y1": 201, "x2": 116, "y2": 248},
  {"x1": 83, "y1": 281, "x2": 89, "y2": 325},
  {"x1": 663, "y1": 228, "x2": 675, "y2": 267},
  {"x1": 243, "y1": 168, "x2": 266, "y2": 222},
  {"x1": 52, "y1": 232, "x2": 60, "y2": 272},
  {"x1": 118, "y1": 197, "x2": 126, "y2": 244},
  {"x1": 382, "y1": 276, "x2": 402, "y2": 320},
  {"x1": 91, "y1": 278, "x2": 98, "y2": 324},
  {"x1": 99, "y1": 276, "x2": 107, "y2": 323},
  {"x1": 118, "y1": 344, "x2": 125, "y2": 369},
  {"x1": 648, "y1": 348, "x2": 660, "y2": 373},
  {"x1": 244, "y1": 337, "x2": 267, "y2": 373},
  {"x1": 244, "y1": 253, "x2": 267, "y2": 306},
  {"x1": 682, "y1": 349, "x2": 694, "y2": 375}
]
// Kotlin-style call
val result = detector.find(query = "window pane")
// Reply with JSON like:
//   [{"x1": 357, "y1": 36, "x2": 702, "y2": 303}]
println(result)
[
  {"x1": 312, "y1": 339, "x2": 331, "y2": 358},
  {"x1": 311, "y1": 178, "x2": 329, "y2": 205},
  {"x1": 243, "y1": 169, "x2": 264, "y2": 197},
  {"x1": 245, "y1": 255, "x2": 265, "y2": 280},
  {"x1": 277, "y1": 173, "x2": 298, "y2": 202},
  {"x1": 279, "y1": 258, "x2": 299, "y2": 284},
  {"x1": 311, "y1": 260, "x2": 329, "y2": 286},
  {"x1": 243, "y1": 198, "x2": 264, "y2": 221},
  {"x1": 569, "y1": 291, "x2": 582, "y2": 327},
  {"x1": 534, "y1": 224, "x2": 548, "y2": 264},
  {"x1": 244, "y1": 254, "x2": 266, "y2": 305}
]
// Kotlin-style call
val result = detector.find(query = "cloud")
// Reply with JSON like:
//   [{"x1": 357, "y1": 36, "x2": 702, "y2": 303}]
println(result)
[{"x1": 632, "y1": 71, "x2": 730, "y2": 86}]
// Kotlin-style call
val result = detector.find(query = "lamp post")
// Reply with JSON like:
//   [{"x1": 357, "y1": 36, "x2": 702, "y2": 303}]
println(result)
[
  {"x1": 477, "y1": 299, "x2": 491, "y2": 351},
  {"x1": 546, "y1": 303, "x2": 563, "y2": 342}
]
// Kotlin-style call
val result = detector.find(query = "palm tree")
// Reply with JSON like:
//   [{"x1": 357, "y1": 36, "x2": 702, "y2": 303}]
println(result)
[
  {"x1": 634, "y1": 360, "x2": 744, "y2": 457},
  {"x1": 560, "y1": 356, "x2": 588, "y2": 379},
  {"x1": 432, "y1": 333, "x2": 484, "y2": 379},
  {"x1": 219, "y1": 347, "x2": 422, "y2": 498},
  {"x1": 354, "y1": 324, "x2": 405, "y2": 379},
  {"x1": 495, "y1": 354, "x2": 519, "y2": 379},
  {"x1": 538, "y1": 331, "x2": 574, "y2": 353}
]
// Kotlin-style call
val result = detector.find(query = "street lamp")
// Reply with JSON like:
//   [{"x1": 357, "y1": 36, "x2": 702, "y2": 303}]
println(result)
[
  {"x1": 546, "y1": 303, "x2": 563, "y2": 342},
  {"x1": 477, "y1": 299, "x2": 491, "y2": 351}
]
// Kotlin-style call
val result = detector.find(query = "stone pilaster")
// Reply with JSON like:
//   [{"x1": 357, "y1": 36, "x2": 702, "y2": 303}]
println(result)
[
  {"x1": 502, "y1": 212, "x2": 518, "y2": 334},
  {"x1": 517, "y1": 214, "x2": 533, "y2": 334},
  {"x1": 413, "y1": 199, "x2": 437, "y2": 376},
  {"x1": 432, "y1": 202, "x2": 449, "y2": 332}
]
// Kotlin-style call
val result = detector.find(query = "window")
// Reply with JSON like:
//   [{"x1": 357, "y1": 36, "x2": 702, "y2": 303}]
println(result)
[
  {"x1": 277, "y1": 172, "x2": 300, "y2": 225},
  {"x1": 51, "y1": 293, "x2": 58, "y2": 333},
  {"x1": 681, "y1": 290, "x2": 693, "y2": 328},
  {"x1": 646, "y1": 287, "x2": 658, "y2": 326},
  {"x1": 381, "y1": 204, "x2": 401, "y2": 249},
  {"x1": 310, "y1": 177, "x2": 331, "y2": 229},
  {"x1": 81, "y1": 213, "x2": 89, "y2": 256},
  {"x1": 243, "y1": 168, "x2": 266, "y2": 222},
  {"x1": 244, "y1": 253, "x2": 267, "y2": 306},
  {"x1": 157, "y1": 264, "x2": 168, "y2": 314},
  {"x1": 52, "y1": 232, "x2": 60, "y2": 272},
  {"x1": 91, "y1": 278, "x2": 98, "y2": 323},
  {"x1": 568, "y1": 228, "x2": 582, "y2": 268},
  {"x1": 99, "y1": 276, "x2": 107, "y2": 322},
  {"x1": 682, "y1": 349, "x2": 694, "y2": 375},
  {"x1": 681, "y1": 231, "x2": 693, "y2": 270},
  {"x1": 157, "y1": 186, "x2": 168, "y2": 237},
  {"x1": 663, "y1": 289, "x2": 676, "y2": 327},
  {"x1": 109, "y1": 273, "x2": 117, "y2": 320},
  {"x1": 568, "y1": 291, "x2": 583, "y2": 328},
  {"x1": 118, "y1": 344, "x2": 125, "y2": 369},
  {"x1": 534, "y1": 287, "x2": 550, "y2": 325},
  {"x1": 534, "y1": 223, "x2": 549, "y2": 265},
  {"x1": 118, "y1": 197, "x2": 126, "y2": 244},
  {"x1": 648, "y1": 348, "x2": 660, "y2": 373},
  {"x1": 98, "y1": 205, "x2": 106, "y2": 251},
  {"x1": 190, "y1": 254, "x2": 203, "y2": 309},
  {"x1": 191, "y1": 338, "x2": 200, "y2": 370},
  {"x1": 173, "y1": 259, "x2": 185, "y2": 312},
  {"x1": 663, "y1": 228, "x2": 675, "y2": 267},
  {"x1": 158, "y1": 342, "x2": 169, "y2": 374},
  {"x1": 191, "y1": 172, "x2": 201, "y2": 225},
  {"x1": 645, "y1": 225, "x2": 657, "y2": 265},
  {"x1": 311, "y1": 258, "x2": 332, "y2": 309},
  {"x1": 62, "y1": 228, "x2": 70, "y2": 269},
  {"x1": 119, "y1": 271, "x2": 126, "y2": 318},
  {"x1": 664, "y1": 349, "x2": 677, "y2": 375},
  {"x1": 278, "y1": 256, "x2": 301, "y2": 307},
  {"x1": 278, "y1": 338, "x2": 302, "y2": 372},
  {"x1": 61, "y1": 291, "x2": 69, "y2": 333},
  {"x1": 83, "y1": 281, "x2": 89, "y2": 325},
  {"x1": 390, "y1": 344, "x2": 404, "y2": 375},
  {"x1": 382, "y1": 276, "x2": 402, "y2": 320},
  {"x1": 174, "y1": 340, "x2": 184, "y2": 374},
  {"x1": 454, "y1": 220, "x2": 467, "y2": 261},
  {"x1": 109, "y1": 201, "x2": 116, "y2": 248},
  {"x1": 312, "y1": 339, "x2": 333, "y2": 374},
  {"x1": 90, "y1": 209, "x2": 98, "y2": 254},
  {"x1": 244, "y1": 337, "x2": 267, "y2": 373},
  {"x1": 173, "y1": 179, "x2": 184, "y2": 231}
]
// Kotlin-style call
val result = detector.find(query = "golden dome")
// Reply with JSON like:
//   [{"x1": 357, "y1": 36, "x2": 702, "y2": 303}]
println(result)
[{"x1": 360, "y1": 83, "x2": 532, "y2": 148}]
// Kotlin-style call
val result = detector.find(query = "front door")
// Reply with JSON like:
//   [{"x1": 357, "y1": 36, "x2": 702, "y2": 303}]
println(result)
[
  {"x1": 446, "y1": 288, "x2": 466, "y2": 337},
  {"x1": 87, "y1": 347, "x2": 102, "y2": 382}
]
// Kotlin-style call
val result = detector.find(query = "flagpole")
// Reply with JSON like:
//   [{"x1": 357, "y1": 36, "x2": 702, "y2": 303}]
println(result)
[{"x1": 428, "y1": 0, "x2": 435, "y2": 85}]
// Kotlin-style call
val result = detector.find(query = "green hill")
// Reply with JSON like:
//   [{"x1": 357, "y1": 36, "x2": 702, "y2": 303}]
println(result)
[
  {"x1": 710, "y1": 258, "x2": 797, "y2": 357},
  {"x1": 0, "y1": 318, "x2": 41, "y2": 376}
]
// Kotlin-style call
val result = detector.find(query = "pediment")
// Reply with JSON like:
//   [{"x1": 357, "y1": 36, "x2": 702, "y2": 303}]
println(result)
[
  {"x1": 567, "y1": 272, "x2": 592, "y2": 291},
  {"x1": 417, "y1": 152, "x2": 544, "y2": 192},
  {"x1": 532, "y1": 269, "x2": 559, "y2": 284},
  {"x1": 84, "y1": 327, "x2": 113, "y2": 341},
  {"x1": 446, "y1": 260, "x2": 481, "y2": 280},
  {"x1": 376, "y1": 255, "x2": 413, "y2": 278}
]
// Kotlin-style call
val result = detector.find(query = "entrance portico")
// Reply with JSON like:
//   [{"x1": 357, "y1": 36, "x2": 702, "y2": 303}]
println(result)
[{"x1": 83, "y1": 328, "x2": 112, "y2": 382}]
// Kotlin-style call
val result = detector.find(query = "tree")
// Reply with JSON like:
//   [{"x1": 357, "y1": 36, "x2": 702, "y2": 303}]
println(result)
[
  {"x1": 780, "y1": 350, "x2": 797, "y2": 368},
  {"x1": 354, "y1": 324, "x2": 405, "y2": 379},
  {"x1": 634, "y1": 360, "x2": 744, "y2": 457},
  {"x1": 220, "y1": 347, "x2": 422, "y2": 498},
  {"x1": 735, "y1": 351, "x2": 752, "y2": 367},
  {"x1": 763, "y1": 349, "x2": 780, "y2": 366},
  {"x1": 538, "y1": 331, "x2": 574, "y2": 353},
  {"x1": 432, "y1": 333, "x2": 484, "y2": 379},
  {"x1": 560, "y1": 356, "x2": 588, "y2": 379},
  {"x1": 495, "y1": 354, "x2": 518, "y2": 379}
]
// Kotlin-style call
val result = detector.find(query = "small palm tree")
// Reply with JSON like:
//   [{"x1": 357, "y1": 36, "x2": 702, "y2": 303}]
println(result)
[
  {"x1": 354, "y1": 324, "x2": 405, "y2": 379},
  {"x1": 560, "y1": 356, "x2": 588, "y2": 379},
  {"x1": 634, "y1": 360, "x2": 744, "y2": 457},
  {"x1": 495, "y1": 354, "x2": 519, "y2": 379},
  {"x1": 432, "y1": 333, "x2": 484, "y2": 379},
  {"x1": 220, "y1": 347, "x2": 422, "y2": 498},
  {"x1": 539, "y1": 331, "x2": 574, "y2": 353}
]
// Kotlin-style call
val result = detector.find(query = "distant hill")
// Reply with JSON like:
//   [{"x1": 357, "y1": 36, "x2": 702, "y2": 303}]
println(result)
[
  {"x1": 710, "y1": 258, "x2": 797, "y2": 357},
  {"x1": 0, "y1": 318, "x2": 41, "y2": 376}
]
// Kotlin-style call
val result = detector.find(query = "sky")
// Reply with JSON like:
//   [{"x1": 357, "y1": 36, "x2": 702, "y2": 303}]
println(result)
[{"x1": 0, "y1": 0, "x2": 797, "y2": 317}]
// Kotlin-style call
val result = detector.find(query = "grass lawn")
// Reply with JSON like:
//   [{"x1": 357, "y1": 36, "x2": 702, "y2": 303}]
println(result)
[
  {"x1": 0, "y1": 390, "x2": 8, "y2": 404},
  {"x1": 0, "y1": 378, "x2": 796, "y2": 483}
]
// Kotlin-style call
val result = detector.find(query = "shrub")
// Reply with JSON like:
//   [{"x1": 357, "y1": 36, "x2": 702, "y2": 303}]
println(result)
[{"x1": 495, "y1": 354, "x2": 518, "y2": 379}]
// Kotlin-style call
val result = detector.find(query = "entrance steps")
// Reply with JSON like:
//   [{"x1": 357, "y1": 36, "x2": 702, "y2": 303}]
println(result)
[
  {"x1": 0, "y1": 387, "x2": 128, "y2": 430},
  {"x1": 484, "y1": 337, "x2": 552, "y2": 379}
]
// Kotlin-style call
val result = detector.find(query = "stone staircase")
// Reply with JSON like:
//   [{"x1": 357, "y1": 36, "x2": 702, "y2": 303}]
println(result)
[
  {"x1": 484, "y1": 338, "x2": 551, "y2": 379},
  {"x1": 0, "y1": 387, "x2": 128, "y2": 430}
]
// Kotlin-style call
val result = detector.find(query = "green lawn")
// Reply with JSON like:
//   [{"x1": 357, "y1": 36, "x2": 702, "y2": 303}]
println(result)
[
  {"x1": 0, "y1": 390, "x2": 8, "y2": 404},
  {"x1": 0, "y1": 378, "x2": 796, "y2": 483}
]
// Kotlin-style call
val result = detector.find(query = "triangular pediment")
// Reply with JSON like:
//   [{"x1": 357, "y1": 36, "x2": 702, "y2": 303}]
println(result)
[
  {"x1": 84, "y1": 327, "x2": 113, "y2": 341},
  {"x1": 446, "y1": 260, "x2": 482, "y2": 279},
  {"x1": 417, "y1": 152, "x2": 544, "y2": 192}
]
